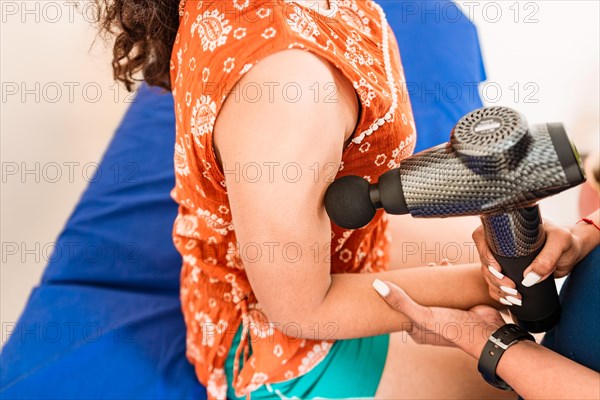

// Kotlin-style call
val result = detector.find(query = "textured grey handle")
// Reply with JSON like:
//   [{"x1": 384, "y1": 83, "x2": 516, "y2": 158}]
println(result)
[
  {"x1": 481, "y1": 206, "x2": 545, "y2": 258},
  {"x1": 481, "y1": 206, "x2": 561, "y2": 332}
]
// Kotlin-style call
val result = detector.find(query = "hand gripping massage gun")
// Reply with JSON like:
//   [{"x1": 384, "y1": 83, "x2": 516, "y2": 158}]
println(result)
[{"x1": 324, "y1": 106, "x2": 586, "y2": 333}]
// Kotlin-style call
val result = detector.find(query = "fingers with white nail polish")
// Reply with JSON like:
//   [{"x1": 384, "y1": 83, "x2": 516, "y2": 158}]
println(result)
[
  {"x1": 372, "y1": 278, "x2": 390, "y2": 297},
  {"x1": 482, "y1": 264, "x2": 520, "y2": 307},
  {"x1": 522, "y1": 272, "x2": 542, "y2": 287},
  {"x1": 488, "y1": 265, "x2": 504, "y2": 279},
  {"x1": 500, "y1": 286, "x2": 519, "y2": 296},
  {"x1": 506, "y1": 296, "x2": 522, "y2": 306},
  {"x1": 499, "y1": 298, "x2": 513, "y2": 306}
]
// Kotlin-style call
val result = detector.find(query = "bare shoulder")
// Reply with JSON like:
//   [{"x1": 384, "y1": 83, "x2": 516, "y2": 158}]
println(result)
[{"x1": 213, "y1": 48, "x2": 358, "y2": 166}]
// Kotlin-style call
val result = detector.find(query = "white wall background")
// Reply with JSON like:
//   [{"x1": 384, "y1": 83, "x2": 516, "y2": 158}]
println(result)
[{"x1": 2, "y1": 0, "x2": 599, "y2": 346}]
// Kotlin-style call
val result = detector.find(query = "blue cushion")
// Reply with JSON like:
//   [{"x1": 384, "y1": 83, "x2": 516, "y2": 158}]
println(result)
[
  {"x1": 1, "y1": 2, "x2": 486, "y2": 398},
  {"x1": 39, "y1": 84, "x2": 182, "y2": 291},
  {"x1": 1, "y1": 85, "x2": 205, "y2": 400},
  {"x1": 1, "y1": 285, "x2": 204, "y2": 400}
]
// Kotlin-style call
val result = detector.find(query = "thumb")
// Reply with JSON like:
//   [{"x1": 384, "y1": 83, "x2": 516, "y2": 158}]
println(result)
[
  {"x1": 522, "y1": 237, "x2": 564, "y2": 287},
  {"x1": 522, "y1": 224, "x2": 571, "y2": 287},
  {"x1": 372, "y1": 279, "x2": 428, "y2": 323}
]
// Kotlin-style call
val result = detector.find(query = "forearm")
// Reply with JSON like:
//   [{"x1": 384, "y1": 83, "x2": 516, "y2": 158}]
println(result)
[
  {"x1": 293, "y1": 263, "x2": 496, "y2": 340},
  {"x1": 496, "y1": 340, "x2": 600, "y2": 399}
]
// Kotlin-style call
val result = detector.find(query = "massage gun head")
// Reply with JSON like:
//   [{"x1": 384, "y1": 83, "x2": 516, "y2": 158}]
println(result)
[
  {"x1": 325, "y1": 107, "x2": 586, "y2": 229},
  {"x1": 324, "y1": 175, "x2": 377, "y2": 230}
]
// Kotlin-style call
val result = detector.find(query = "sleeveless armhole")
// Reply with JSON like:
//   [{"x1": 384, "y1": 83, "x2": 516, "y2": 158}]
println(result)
[{"x1": 188, "y1": 1, "x2": 365, "y2": 186}]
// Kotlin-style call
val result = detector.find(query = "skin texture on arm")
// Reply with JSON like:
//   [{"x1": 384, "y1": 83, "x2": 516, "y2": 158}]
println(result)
[
  {"x1": 214, "y1": 49, "x2": 496, "y2": 340},
  {"x1": 495, "y1": 340, "x2": 600, "y2": 399}
]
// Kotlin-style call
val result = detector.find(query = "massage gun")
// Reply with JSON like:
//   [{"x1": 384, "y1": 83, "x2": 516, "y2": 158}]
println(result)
[{"x1": 324, "y1": 106, "x2": 586, "y2": 333}]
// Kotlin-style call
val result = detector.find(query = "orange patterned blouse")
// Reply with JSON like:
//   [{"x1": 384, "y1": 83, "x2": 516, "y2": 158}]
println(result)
[{"x1": 170, "y1": 0, "x2": 416, "y2": 398}]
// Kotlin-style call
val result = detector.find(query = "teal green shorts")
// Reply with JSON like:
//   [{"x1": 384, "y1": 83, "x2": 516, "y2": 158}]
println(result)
[{"x1": 225, "y1": 326, "x2": 390, "y2": 399}]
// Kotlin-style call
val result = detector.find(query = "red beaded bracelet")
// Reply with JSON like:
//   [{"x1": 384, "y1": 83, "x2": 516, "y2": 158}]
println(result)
[{"x1": 578, "y1": 218, "x2": 600, "y2": 231}]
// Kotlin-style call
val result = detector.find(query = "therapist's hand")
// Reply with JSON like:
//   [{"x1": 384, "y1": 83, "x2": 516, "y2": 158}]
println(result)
[
  {"x1": 473, "y1": 209, "x2": 600, "y2": 307},
  {"x1": 372, "y1": 279, "x2": 506, "y2": 359}
]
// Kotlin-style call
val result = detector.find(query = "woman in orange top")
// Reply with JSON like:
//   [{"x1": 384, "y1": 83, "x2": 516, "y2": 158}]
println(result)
[{"x1": 96, "y1": 0, "x2": 510, "y2": 398}]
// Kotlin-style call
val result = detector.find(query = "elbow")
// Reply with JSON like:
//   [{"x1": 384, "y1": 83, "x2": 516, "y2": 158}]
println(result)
[
  {"x1": 253, "y1": 274, "x2": 334, "y2": 340},
  {"x1": 261, "y1": 305, "x2": 330, "y2": 340}
]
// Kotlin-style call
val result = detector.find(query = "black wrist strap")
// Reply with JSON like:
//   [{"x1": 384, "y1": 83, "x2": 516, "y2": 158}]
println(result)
[{"x1": 477, "y1": 323, "x2": 535, "y2": 391}]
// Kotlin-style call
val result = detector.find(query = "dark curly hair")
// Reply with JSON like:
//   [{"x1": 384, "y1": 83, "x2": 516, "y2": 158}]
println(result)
[{"x1": 94, "y1": 0, "x2": 181, "y2": 92}]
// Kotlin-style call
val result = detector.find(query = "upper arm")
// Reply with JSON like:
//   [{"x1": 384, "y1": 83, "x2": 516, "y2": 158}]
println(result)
[{"x1": 213, "y1": 49, "x2": 357, "y2": 323}]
